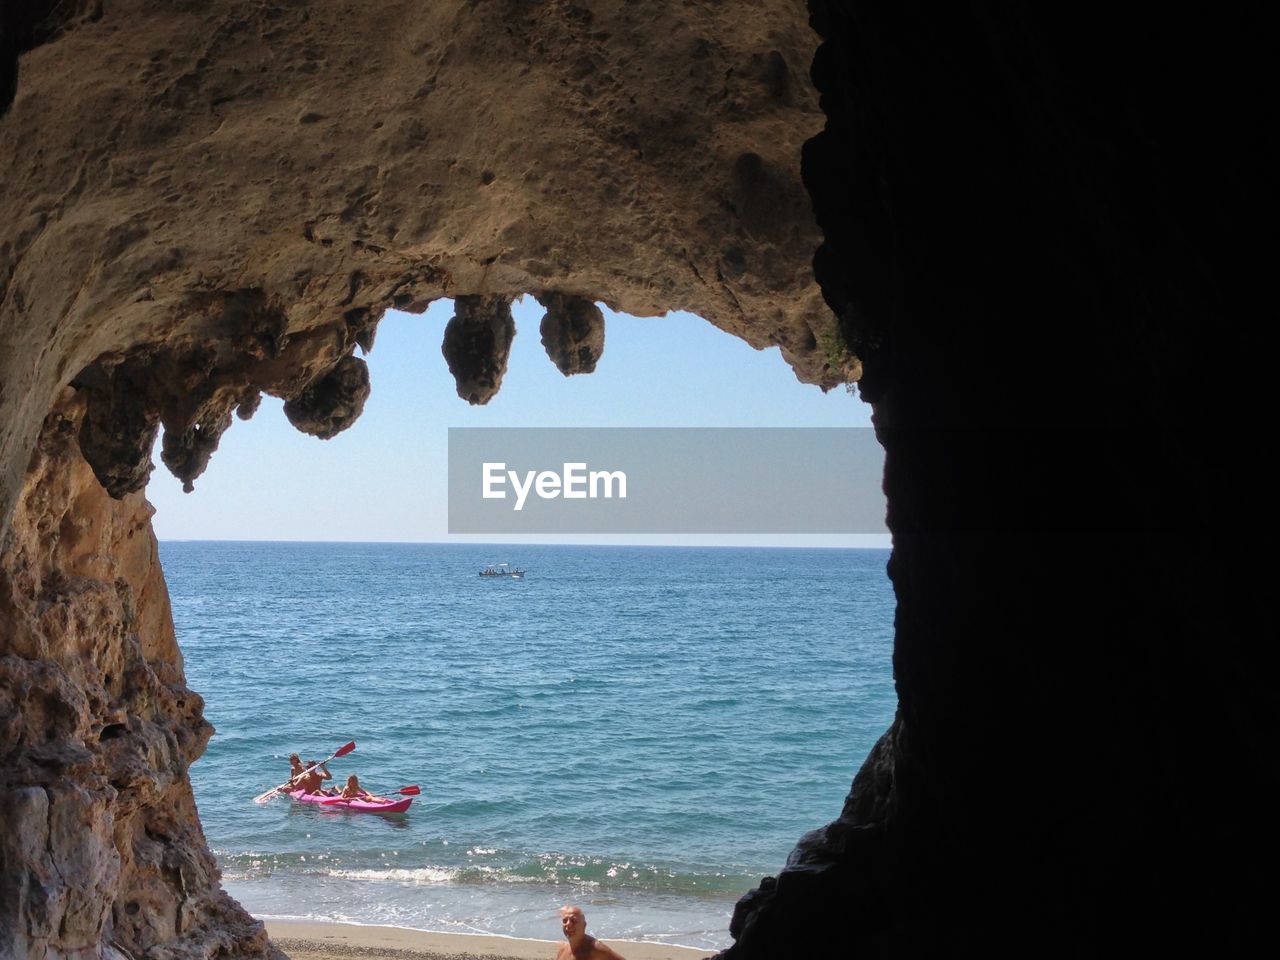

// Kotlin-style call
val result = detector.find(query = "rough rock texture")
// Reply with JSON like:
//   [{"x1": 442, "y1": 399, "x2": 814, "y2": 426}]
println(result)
[
  {"x1": 537, "y1": 293, "x2": 605, "y2": 376},
  {"x1": 0, "y1": 0, "x2": 847, "y2": 526},
  {"x1": 282, "y1": 355, "x2": 372, "y2": 440},
  {"x1": 64, "y1": 287, "x2": 378, "y2": 497},
  {"x1": 0, "y1": 2, "x2": 102, "y2": 114},
  {"x1": 1, "y1": 2, "x2": 1276, "y2": 959},
  {"x1": 0, "y1": 389, "x2": 279, "y2": 959},
  {"x1": 0, "y1": 3, "x2": 836, "y2": 955},
  {"x1": 441, "y1": 295, "x2": 517, "y2": 405}
]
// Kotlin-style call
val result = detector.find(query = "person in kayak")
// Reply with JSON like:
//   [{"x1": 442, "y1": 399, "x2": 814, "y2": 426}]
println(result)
[
  {"x1": 556, "y1": 905, "x2": 626, "y2": 960},
  {"x1": 286, "y1": 754, "x2": 306, "y2": 787},
  {"x1": 295, "y1": 759, "x2": 336, "y2": 795},
  {"x1": 339, "y1": 774, "x2": 387, "y2": 803}
]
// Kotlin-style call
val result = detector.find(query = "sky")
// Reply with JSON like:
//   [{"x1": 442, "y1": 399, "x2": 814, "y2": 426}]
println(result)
[{"x1": 146, "y1": 298, "x2": 887, "y2": 547}]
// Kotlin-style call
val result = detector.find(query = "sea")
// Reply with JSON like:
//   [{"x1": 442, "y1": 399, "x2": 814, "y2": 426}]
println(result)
[{"x1": 160, "y1": 542, "x2": 896, "y2": 952}]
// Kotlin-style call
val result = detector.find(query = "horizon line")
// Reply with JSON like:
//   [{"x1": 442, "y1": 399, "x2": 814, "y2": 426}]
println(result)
[{"x1": 155, "y1": 536, "x2": 892, "y2": 550}]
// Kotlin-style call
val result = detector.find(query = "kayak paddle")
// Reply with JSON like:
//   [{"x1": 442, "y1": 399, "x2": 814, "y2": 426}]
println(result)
[
  {"x1": 253, "y1": 741, "x2": 356, "y2": 804},
  {"x1": 317, "y1": 784, "x2": 421, "y2": 805}
]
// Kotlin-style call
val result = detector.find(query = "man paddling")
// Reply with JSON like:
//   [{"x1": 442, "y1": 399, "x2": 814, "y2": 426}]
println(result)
[
  {"x1": 295, "y1": 758, "x2": 335, "y2": 795},
  {"x1": 555, "y1": 905, "x2": 626, "y2": 960}
]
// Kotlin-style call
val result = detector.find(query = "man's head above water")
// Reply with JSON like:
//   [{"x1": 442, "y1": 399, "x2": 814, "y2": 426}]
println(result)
[
  {"x1": 555, "y1": 906, "x2": 625, "y2": 960},
  {"x1": 559, "y1": 904, "x2": 585, "y2": 940}
]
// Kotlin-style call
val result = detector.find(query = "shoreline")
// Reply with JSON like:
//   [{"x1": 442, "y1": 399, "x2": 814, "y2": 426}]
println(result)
[{"x1": 265, "y1": 920, "x2": 714, "y2": 960}]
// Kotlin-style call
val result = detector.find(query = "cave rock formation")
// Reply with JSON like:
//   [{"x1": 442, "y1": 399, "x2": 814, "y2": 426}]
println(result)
[{"x1": 2, "y1": 2, "x2": 1274, "y2": 958}]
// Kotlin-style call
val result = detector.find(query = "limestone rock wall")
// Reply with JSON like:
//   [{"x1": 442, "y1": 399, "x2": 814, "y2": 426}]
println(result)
[
  {"x1": 0, "y1": 3, "x2": 841, "y2": 956},
  {"x1": 0, "y1": 389, "x2": 277, "y2": 959},
  {"x1": 0, "y1": 0, "x2": 847, "y2": 530},
  {"x1": 3, "y1": 2, "x2": 1274, "y2": 958}
]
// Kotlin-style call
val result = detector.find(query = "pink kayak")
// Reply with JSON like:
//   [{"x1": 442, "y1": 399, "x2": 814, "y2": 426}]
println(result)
[{"x1": 288, "y1": 789, "x2": 413, "y2": 814}]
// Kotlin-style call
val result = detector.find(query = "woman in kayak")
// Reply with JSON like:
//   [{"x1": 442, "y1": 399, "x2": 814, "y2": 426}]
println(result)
[{"x1": 339, "y1": 774, "x2": 387, "y2": 803}]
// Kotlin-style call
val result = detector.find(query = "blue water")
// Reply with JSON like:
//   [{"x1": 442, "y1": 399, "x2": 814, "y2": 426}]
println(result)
[{"x1": 161, "y1": 542, "x2": 896, "y2": 951}]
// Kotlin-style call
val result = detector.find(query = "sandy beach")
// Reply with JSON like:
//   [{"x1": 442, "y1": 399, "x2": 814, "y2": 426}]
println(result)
[{"x1": 266, "y1": 920, "x2": 713, "y2": 960}]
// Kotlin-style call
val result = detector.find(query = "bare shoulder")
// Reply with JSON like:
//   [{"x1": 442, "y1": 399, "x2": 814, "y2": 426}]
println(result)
[
  {"x1": 554, "y1": 944, "x2": 572, "y2": 960},
  {"x1": 594, "y1": 942, "x2": 627, "y2": 960}
]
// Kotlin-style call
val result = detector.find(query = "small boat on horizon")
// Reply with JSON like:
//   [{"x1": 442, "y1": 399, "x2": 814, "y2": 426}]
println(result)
[{"x1": 480, "y1": 562, "x2": 525, "y2": 578}]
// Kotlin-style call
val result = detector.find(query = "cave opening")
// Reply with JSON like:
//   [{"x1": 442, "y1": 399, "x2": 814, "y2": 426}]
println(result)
[
  {"x1": 6, "y1": 3, "x2": 1265, "y2": 957},
  {"x1": 141, "y1": 297, "x2": 895, "y2": 951},
  {"x1": 2, "y1": 0, "x2": 876, "y2": 944}
]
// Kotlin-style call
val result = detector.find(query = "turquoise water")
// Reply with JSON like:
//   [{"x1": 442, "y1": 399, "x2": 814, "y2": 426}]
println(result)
[{"x1": 162, "y1": 542, "x2": 896, "y2": 950}]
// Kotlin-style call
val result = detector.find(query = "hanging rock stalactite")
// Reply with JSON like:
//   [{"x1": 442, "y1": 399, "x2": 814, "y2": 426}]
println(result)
[
  {"x1": 537, "y1": 293, "x2": 606, "y2": 376},
  {"x1": 441, "y1": 295, "x2": 517, "y2": 405}
]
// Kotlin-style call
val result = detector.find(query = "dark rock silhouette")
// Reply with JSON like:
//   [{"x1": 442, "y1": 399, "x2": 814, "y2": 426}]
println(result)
[
  {"x1": 537, "y1": 293, "x2": 605, "y2": 376},
  {"x1": 721, "y1": 4, "x2": 1276, "y2": 956},
  {"x1": 442, "y1": 295, "x2": 517, "y2": 405},
  {"x1": 1, "y1": 2, "x2": 1274, "y2": 957},
  {"x1": 283, "y1": 355, "x2": 372, "y2": 439}
]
